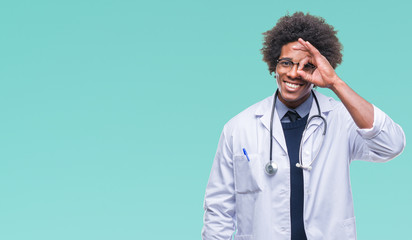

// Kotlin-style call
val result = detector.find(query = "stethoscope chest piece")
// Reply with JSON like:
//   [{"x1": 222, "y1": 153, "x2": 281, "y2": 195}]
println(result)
[{"x1": 265, "y1": 161, "x2": 278, "y2": 176}]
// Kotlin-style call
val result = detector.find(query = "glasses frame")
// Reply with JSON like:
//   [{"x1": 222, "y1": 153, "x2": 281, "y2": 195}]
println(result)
[{"x1": 276, "y1": 58, "x2": 316, "y2": 72}]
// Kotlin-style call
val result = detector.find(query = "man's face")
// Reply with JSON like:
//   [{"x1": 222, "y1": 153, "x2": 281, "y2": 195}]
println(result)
[{"x1": 275, "y1": 41, "x2": 313, "y2": 109}]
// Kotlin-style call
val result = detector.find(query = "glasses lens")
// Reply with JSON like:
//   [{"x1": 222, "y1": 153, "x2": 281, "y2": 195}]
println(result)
[
  {"x1": 277, "y1": 59, "x2": 316, "y2": 72},
  {"x1": 278, "y1": 60, "x2": 293, "y2": 70}
]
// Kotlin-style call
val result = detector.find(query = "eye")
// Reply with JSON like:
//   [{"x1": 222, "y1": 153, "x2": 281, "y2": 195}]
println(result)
[
  {"x1": 279, "y1": 60, "x2": 292, "y2": 67},
  {"x1": 303, "y1": 63, "x2": 316, "y2": 70}
]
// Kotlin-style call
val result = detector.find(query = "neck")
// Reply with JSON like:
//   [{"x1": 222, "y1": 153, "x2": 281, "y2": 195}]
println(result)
[{"x1": 278, "y1": 92, "x2": 311, "y2": 109}]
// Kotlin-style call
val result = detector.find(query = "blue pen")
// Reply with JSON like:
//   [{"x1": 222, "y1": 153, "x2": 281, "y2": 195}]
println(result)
[{"x1": 243, "y1": 148, "x2": 250, "y2": 162}]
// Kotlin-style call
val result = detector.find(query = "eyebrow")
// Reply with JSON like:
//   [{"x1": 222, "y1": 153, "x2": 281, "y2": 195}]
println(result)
[{"x1": 278, "y1": 57, "x2": 292, "y2": 61}]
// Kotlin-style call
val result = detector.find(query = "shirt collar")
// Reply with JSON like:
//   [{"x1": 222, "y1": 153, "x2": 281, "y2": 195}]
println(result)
[{"x1": 276, "y1": 92, "x2": 313, "y2": 120}]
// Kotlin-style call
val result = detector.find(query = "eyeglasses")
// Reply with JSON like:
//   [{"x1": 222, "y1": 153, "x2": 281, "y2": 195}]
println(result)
[{"x1": 276, "y1": 58, "x2": 316, "y2": 72}]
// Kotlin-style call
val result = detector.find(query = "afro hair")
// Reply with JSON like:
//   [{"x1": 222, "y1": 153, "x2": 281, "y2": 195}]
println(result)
[{"x1": 261, "y1": 12, "x2": 343, "y2": 74}]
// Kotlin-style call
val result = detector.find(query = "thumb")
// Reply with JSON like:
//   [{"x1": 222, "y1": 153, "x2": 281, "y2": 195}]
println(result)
[{"x1": 297, "y1": 70, "x2": 312, "y2": 82}]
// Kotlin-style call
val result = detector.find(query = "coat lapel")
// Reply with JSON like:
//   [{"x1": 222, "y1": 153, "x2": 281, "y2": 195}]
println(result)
[{"x1": 256, "y1": 95, "x2": 288, "y2": 154}]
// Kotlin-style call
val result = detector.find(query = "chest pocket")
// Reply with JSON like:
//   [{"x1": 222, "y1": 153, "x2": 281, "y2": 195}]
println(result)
[{"x1": 233, "y1": 154, "x2": 262, "y2": 194}]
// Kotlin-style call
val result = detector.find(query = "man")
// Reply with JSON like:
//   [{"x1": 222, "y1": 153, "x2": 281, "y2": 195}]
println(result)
[{"x1": 202, "y1": 12, "x2": 405, "y2": 240}]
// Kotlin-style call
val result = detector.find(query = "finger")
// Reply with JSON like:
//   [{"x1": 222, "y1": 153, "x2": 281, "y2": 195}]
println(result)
[
  {"x1": 291, "y1": 41, "x2": 307, "y2": 51},
  {"x1": 298, "y1": 38, "x2": 306, "y2": 45},
  {"x1": 297, "y1": 69, "x2": 312, "y2": 82},
  {"x1": 298, "y1": 38, "x2": 323, "y2": 58},
  {"x1": 297, "y1": 56, "x2": 311, "y2": 71},
  {"x1": 298, "y1": 38, "x2": 310, "y2": 50},
  {"x1": 291, "y1": 45, "x2": 307, "y2": 51},
  {"x1": 304, "y1": 40, "x2": 322, "y2": 57}
]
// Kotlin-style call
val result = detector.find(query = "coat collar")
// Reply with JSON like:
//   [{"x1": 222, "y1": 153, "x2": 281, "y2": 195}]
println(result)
[{"x1": 255, "y1": 90, "x2": 334, "y2": 152}]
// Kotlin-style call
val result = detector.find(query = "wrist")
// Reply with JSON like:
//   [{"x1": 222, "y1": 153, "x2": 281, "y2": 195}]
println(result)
[{"x1": 330, "y1": 77, "x2": 345, "y2": 93}]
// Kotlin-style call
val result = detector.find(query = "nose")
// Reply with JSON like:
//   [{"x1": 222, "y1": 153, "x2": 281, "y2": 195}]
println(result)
[{"x1": 286, "y1": 64, "x2": 300, "y2": 79}]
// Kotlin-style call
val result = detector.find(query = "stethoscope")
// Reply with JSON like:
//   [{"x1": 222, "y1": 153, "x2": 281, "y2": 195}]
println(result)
[{"x1": 265, "y1": 89, "x2": 327, "y2": 176}]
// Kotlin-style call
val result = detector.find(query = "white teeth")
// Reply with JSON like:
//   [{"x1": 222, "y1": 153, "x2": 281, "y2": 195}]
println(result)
[{"x1": 286, "y1": 82, "x2": 299, "y2": 89}]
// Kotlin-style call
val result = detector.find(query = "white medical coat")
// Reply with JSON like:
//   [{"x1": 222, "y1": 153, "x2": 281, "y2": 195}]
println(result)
[{"x1": 202, "y1": 90, "x2": 405, "y2": 240}]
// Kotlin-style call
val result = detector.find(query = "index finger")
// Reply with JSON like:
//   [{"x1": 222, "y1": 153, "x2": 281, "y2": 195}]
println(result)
[
  {"x1": 298, "y1": 38, "x2": 322, "y2": 57},
  {"x1": 291, "y1": 42, "x2": 307, "y2": 52}
]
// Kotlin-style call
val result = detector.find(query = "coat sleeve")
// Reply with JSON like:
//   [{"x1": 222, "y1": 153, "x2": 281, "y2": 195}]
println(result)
[
  {"x1": 349, "y1": 105, "x2": 406, "y2": 162},
  {"x1": 202, "y1": 126, "x2": 236, "y2": 240}
]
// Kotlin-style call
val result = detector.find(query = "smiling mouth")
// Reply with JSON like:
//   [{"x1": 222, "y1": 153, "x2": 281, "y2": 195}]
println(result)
[{"x1": 284, "y1": 81, "x2": 305, "y2": 89}]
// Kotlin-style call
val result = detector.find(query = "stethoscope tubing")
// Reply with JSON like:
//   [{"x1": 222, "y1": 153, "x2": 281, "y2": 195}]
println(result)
[{"x1": 268, "y1": 89, "x2": 327, "y2": 175}]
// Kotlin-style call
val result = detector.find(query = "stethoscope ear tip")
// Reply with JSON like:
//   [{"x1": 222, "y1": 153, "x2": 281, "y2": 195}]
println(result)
[{"x1": 296, "y1": 163, "x2": 312, "y2": 171}]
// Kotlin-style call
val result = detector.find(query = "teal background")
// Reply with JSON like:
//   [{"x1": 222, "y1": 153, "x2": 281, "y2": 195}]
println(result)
[{"x1": 0, "y1": 0, "x2": 410, "y2": 239}]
